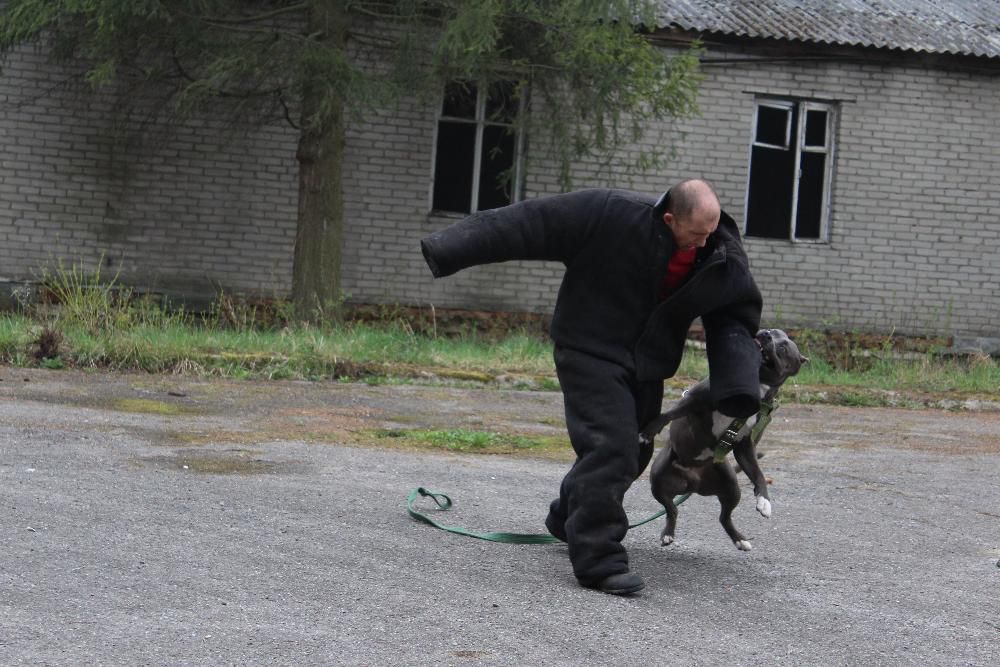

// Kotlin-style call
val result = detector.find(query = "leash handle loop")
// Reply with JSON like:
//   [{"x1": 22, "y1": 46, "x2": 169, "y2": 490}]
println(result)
[
  {"x1": 407, "y1": 487, "x2": 562, "y2": 543},
  {"x1": 417, "y1": 487, "x2": 452, "y2": 510}
]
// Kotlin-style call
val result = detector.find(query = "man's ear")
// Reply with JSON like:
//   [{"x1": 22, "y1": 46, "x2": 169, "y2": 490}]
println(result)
[{"x1": 662, "y1": 212, "x2": 674, "y2": 227}]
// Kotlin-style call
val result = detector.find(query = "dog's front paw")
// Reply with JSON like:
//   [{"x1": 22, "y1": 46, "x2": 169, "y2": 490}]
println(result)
[
  {"x1": 735, "y1": 539, "x2": 753, "y2": 551},
  {"x1": 660, "y1": 534, "x2": 675, "y2": 547},
  {"x1": 755, "y1": 496, "x2": 772, "y2": 518}
]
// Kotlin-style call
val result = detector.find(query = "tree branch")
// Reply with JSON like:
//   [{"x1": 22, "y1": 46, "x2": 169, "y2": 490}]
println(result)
[
  {"x1": 278, "y1": 91, "x2": 300, "y2": 130},
  {"x1": 349, "y1": 3, "x2": 434, "y2": 22},
  {"x1": 198, "y1": 19, "x2": 310, "y2": 42},
  {"x1": 347, "y1": 30, "x2": 399, "y2": 49},
  {"x1": 169, "y1": 51, "x2": 284, "y2": 100},
  {"x1": 189, "y1": 2, "x2": 309, "y2": 25}
]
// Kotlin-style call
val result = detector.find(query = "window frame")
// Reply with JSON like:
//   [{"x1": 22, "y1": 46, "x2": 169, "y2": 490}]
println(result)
[
  {"x1": 428, "y1": 80, "x2": 526, "y2": 215},
  {"x1": 751, "y1": 101, "x2": 794, "y2": 150},
  {"x1": 744, "y1": 97, "x2": 836, "y2": 243}
]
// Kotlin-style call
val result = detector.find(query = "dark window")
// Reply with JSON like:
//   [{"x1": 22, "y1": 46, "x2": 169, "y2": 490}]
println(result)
[
  {"x1": 804, "y1": 109, "x2": 828, "y2": 148},
  {"x1": 746, "y1": 100, "x2": 835, "y2": 241},
  {"x1": 754, "y1": 104, "x2": 791, "y2": 148},
  {"x1": 478, "y1": 126, "x2": 516, "y2": 211},
  {"x1": 432, "y1": 123, "x2": 476, "y2": 214},
  {"x1": 432, "y1": 80, "x2": 522, "y2": 214},
  {"x1": 442, "y1": 81, "x2": 477, "y2": 118},
  {"x1": 485, "y1": 81, "x2": 519, "y2": 123}
]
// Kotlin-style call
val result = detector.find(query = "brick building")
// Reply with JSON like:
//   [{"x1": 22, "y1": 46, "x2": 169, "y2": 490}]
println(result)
[{"x1": 0, "y1": 1, "x2": 998, "y2": 347}]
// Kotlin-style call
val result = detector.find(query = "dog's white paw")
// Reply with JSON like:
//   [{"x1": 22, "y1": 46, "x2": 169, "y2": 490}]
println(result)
[
  {"x1": 756, "y1": 496, "x2": 772, "y2": 518},
  {"x1": 660, "y1": 535, "x2": 675, "y2": 547},
  {"x1": 735, "y1": 540, "x2": 753, "y2": 551}
]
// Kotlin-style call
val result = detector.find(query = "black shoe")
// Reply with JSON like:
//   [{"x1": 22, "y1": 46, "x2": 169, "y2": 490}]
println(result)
[{"x1": 580, "y1": 572, "x2": 645, "y2": 595}]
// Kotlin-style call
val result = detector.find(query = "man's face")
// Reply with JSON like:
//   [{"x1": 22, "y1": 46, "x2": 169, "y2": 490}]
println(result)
[{"x1": 663, "y1": 206, "x2": 719, "y2": 250}]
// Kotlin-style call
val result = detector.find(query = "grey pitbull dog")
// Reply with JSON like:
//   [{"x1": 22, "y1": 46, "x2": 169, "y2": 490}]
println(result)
[{"x1": 640, "y1": 329, "x2": 808, "y2": 551}]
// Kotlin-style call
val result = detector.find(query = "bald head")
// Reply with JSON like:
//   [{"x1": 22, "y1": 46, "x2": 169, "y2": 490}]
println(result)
[
  {"x1": 662, "y1": 179, "x2": 721, "y2": 250},
  {"x1": 666, "y1": 179, "x2": 721, "y2": 220}
]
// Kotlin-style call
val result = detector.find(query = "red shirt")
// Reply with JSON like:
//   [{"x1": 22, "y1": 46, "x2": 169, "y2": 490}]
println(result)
[{"x1": 659, "y1": 247, "x2": 697, "y2": 300}]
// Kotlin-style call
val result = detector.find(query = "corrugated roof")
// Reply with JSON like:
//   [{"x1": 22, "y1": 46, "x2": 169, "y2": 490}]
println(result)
[{"x1": 655, "y1": 0, "x2": 1000, "y2": 59}]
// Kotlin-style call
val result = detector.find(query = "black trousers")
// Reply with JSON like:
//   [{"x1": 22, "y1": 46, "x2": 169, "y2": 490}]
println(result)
[{"x1": 545, "y1": 346, "x2": 664, "y2": 583}]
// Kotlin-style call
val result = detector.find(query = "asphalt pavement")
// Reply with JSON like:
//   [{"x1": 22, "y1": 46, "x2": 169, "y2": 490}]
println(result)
[{"x1": 1, "y1": 369, "x2": 998, "y2": 665}]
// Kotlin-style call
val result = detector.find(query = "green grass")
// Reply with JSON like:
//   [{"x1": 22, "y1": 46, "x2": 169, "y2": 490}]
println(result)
[
  {"x1": 0, "y1": 311, "x2": 560, "y2": 380},
  {"x1": 371, "y1": 427, "x2": 569, "y2": 455},
  {"x1": 1, "y1": 258, "x2": 996, "y2": 405},
  {"x1": 379, "y1": 428, "x2": 537, "y2": 451},
  {"x1": 3, "y1": 307, "x2": 998, "y2": 402},
  {"x1": 790, "y1": 352, "x2": 999, "y2": 395}
]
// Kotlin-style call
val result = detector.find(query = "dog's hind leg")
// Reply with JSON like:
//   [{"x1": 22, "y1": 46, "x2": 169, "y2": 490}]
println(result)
[
  {"x1": 712, "y1": 463, "x2": 752, "y2": 551},
  {"x1": 657, "y1": 496, "x2": 679, "y2": 547},
  {"x1": 650, "y1": 450, "x2": 684, "y2": 546}
]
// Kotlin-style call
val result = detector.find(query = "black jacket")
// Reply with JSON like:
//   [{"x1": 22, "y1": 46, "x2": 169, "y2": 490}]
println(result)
[{"x1": 421, "y1": 188, "x2": 763, "y2": 417}]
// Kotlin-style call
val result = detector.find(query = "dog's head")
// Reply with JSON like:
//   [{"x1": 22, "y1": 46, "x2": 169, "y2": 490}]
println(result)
[{"x1": 756, "y1": 329, "x2": 808, "y2": 387}]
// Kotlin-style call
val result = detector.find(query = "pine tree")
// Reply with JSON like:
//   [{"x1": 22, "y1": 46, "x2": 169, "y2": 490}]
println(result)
[{"x1": 0, "y1": 0, "x2": 701, "y2": 318}]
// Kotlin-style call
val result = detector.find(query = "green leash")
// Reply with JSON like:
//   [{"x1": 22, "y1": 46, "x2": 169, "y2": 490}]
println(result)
[
  {"x1": 407, "y1": 396, "x2": 780, "y2": 543},
  {"x1": 406, "y1": 487, "x2": 691, "y2": 544}
]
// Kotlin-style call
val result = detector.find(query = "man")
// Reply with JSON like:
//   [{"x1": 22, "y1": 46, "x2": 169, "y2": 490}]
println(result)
[{"x1": 420, "y1": 179, "x2": 762, "y2": 595}]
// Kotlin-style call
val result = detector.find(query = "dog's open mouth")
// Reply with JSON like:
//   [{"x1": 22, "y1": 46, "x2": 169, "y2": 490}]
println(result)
[
  {"x1": 756, "y1": 331, "x2": 776, "y2": 369},
  {"x1": 755, "y1": 328, "x2": 807, "y2": 382}
]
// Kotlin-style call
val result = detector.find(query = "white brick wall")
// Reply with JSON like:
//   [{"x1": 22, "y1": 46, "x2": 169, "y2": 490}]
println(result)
[
  {"x1": 0, "y1": 43, "x2": 300, "y2": 300},
  {"x1": 405, "y1": 47, "x2": 1000, "y2": 339},
  {"x1": 1, "y1": 40, "x2": 998, "y2": 338}
]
